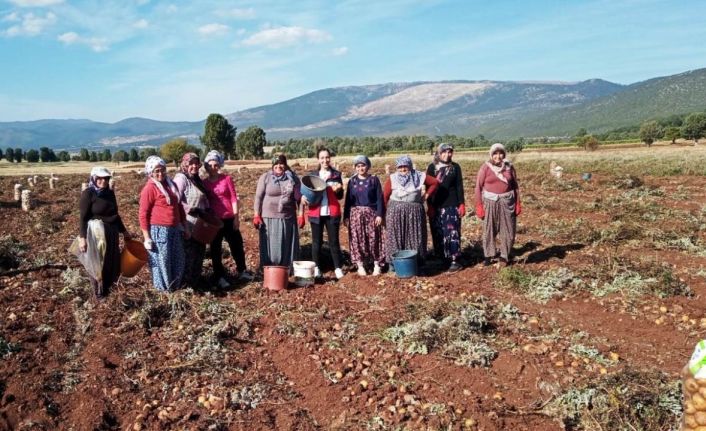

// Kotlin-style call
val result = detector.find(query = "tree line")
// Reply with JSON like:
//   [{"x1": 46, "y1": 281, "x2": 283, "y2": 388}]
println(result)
[{"x1": 3, "y1": 110, "x2": 705, "y2": 165}]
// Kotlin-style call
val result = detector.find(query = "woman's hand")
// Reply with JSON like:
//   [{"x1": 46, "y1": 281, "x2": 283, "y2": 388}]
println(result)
[
  {"x1": 475, "y1": 204, "x2": 485, "y2": 220},
  {"x1": 143, "y1": 238, "x2": 154, "y2": 251},
  {"x1": 79, "y1": 237, "x2": 87, "y2": 253},
  {"x1": 301, "y1": 195, "x2": 309, "y2": 206},
  {"x1": 253, "y1": 215, "x2": 263, "y2": 229},
  {"x1": 374, "y1": 216, "x2": 382, "y2": 227},
  {"x1": 297, "y1": 214, "x2": 306, "y2": 228}
]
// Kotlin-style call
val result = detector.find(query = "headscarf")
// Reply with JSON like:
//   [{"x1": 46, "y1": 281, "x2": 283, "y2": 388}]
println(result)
[
  {"x1": 486, "y1": 143, "x2": 510, "y2": 184},
  {"x1": 394, "y1": 155, "x2": 421, "y2": 188},
  {"x1": 88, "y1": 166, "x2": 111, "y2": 197},
  {"x1": 271, "y1": 154, "x2": 292, "y2": 183},
  {"x1": 144, "y1": 156, "x2": 177, "y2": 205},
  {"x1": 352, "y1": 155, "x2": 371, "y2": 169},
  {"x1": 204, "y1": 150, "x2": 225, "y2": 169},
  {"x1": 180, "y1": 152, "x2": 207, "y2": 194},
  {"x1": 145, "y1": 155, "x2": 166, "y2": 176},
  {"x1": 433, "y1": 143, "x2": 454, "y2": 182}
]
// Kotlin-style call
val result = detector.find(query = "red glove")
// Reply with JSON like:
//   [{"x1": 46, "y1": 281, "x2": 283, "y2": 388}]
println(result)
[
  {"x1": 427, "y1": 205, "x2": 435, "y2": 218},
  {"x1": 253, "y1": 215, "x2": 263, "y2": 229},
  {"x1": 475, "y1": 204, "x2": 485, "y2": 220},
  {"x1": 297, "y1": 215, "x2": 305, "y2": 228},
  {"x1": 515, "y1": 200, "x2": 522, "y2": 216},
  {"x1": 457, "y1": 203, "x2": 466, "y2": 218}
]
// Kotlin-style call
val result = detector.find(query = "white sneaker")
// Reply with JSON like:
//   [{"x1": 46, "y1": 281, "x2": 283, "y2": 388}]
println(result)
[
  {"x1": 357, "y1": 265, "x2": 367, "y2": 276},
  {"x1": 334, "y1": 268, "x2": 344, "y2": 279},
  {"x1": 372, "y1": 264, "x2": 382, "y2": 276},
  {"x1": 216, "y1": 277, "x2": 230, "y2": 289},
  {"x1": 314, "y1": 267, "x2": 322, "y2": 278}
]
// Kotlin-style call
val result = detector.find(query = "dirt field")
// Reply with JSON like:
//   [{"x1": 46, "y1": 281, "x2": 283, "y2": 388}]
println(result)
[{"x1": 2, "y1": 145, "x2": 705, "y2": 430}]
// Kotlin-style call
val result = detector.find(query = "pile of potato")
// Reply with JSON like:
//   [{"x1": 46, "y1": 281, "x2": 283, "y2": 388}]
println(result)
[{"x1": 682, "y1": 365, "x2": 706, "y2": 430}]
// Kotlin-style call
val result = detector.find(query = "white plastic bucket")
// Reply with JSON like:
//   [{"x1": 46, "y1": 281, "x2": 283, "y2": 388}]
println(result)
[{"x1": 293, "y1": 261, "x2": 316, "y2": 287}]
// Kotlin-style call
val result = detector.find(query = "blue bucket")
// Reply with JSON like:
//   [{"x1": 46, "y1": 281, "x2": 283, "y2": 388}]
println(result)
[
  {"x1": 301, "y1": 175, "x2": 326, "y2": 206},
  {"x1": 392, "y1": 250, "x2": 418, "y2": 278}
]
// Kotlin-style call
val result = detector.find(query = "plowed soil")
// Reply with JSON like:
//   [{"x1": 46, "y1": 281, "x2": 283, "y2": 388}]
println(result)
[{"x1": 1, "y1": 158, "x2": 704, "y2": 430}]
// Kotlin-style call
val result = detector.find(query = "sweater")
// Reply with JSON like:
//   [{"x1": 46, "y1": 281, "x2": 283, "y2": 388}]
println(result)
[
  {"x1": 139, "y1": 180, "x2": 185, "y2": 230},
  {"x1": 254, "y1": 171, "x2": 302, "y2": 219},
  {"x1": 203, "y1": 174, "x2": 239, "y2": 219},
  {"x1": 343, "y1": 174, "x2": 384, "y2": 219},
  {"x1": 474, "y1": 162, "x2": 520, "y2": 205},
  {"x1": 79, "y1": 188, "x2": 126, "y2": 238},
  {"x1": 426, "y1": 161, "x2": 465, "y2": 208}
]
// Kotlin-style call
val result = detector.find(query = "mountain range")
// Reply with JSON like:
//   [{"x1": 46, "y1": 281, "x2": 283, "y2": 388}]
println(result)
[{"x1": 2, "y1": 68, "x2": 706, "y2": 151}]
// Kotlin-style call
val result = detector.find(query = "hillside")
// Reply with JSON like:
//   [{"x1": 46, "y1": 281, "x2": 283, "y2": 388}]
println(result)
[
  {"x1": 483, "y1": 68, "x2": 706, "y2": 137},
  {"x1": 2, "y1": 68, "x2": 706, "y2": 149},
  {"x1": 228, "y1": 79, "x2": 625, "y2": 139}
]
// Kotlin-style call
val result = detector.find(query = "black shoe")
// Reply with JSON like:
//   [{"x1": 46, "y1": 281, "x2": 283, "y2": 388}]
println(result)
[
  {"x1": 483, "y1": 258, "x2": 492, "y2": 267},
  {"x1": 448, "y1": 262, "x2": 462, "y2": 273}
]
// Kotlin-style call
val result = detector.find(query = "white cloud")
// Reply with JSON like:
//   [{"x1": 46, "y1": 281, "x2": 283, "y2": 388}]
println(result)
[
  {"x1": 3, "y1": 11, "x2": 56, "y2": 37},
  {"x1": 241, "y1": 26, "x2": 331, "y2": 49},
  {"x1": 236, "y1": 28, "x2": 246, "y2": 36},
  {"x1": 222, "y1": 7, "x2": 256, "y2": 20},
  {"x1": 8, "y1": 0, "x2": 63, "y2": 6},
  {"x1": 133, "y1": 19, "x2": 149, "y2": 29},
  {"x1": 58, "y1": 31, "x2": 109, "y2": 52},
  {"x1": 57, "y1": 31, "x2": 78, "y2": 43},
  {"x1": 332, "y1": 46, "x2": 348, "y2": 56},
  {"x1": 198, "y1": 23, "x2": 229, "y2": 36},
  {"x1": 3, "y1": 12, "x2": 20, "y2": 22},
  {"x1": 165, "y1": 4, "x2": 178, "y2": 14}
]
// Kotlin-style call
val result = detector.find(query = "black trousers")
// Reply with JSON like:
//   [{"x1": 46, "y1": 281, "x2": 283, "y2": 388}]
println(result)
[
  {"x1": 211, "y1": 217, "x2": 246, "y2": 278},
  {"x1": 311, "y1": 216, "x2": 342, "y2": 269}
]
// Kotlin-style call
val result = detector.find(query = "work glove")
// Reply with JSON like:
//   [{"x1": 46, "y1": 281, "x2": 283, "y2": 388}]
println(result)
[
  {"x1": 457, "y1": 203, "x2": 466, "y2": 218},
  {"x1": 253, "y1": 215, "x2": 263, "y2": 229},
  {"x1": 475, "y1": 204, "x2": 485, "y2": 220}
]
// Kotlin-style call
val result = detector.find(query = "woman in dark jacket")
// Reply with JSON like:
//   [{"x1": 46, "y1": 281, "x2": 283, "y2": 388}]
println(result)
[
  {"x1": 426, "y1": 143, "x2": 465, "y2": 273},
  {"x1": 78, "y1": 166, "x2": 130, "y2": 298},
  {"x1": 303, "y1": 147, "x2": 345, "y2": 279}
]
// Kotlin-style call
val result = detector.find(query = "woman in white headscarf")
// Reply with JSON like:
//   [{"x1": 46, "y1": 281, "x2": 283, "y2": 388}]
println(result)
[
  {"x1": 77, "y1": 166, "x2": 130, "y2": 298},
  {"x1": 139, "y1": 155, "x2": 189, "y2": 291},
  {"x1": 474, "y1": 143, "x2": 521, "y2": 266},
  {"x1": 383, "y1": 155, "x2": 439, "y2": 268}
]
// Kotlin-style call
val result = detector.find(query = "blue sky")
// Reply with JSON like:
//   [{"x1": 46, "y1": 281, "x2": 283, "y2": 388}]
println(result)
[{"x1": 1, "y1": 0, "x2": 705, "y2": 123}]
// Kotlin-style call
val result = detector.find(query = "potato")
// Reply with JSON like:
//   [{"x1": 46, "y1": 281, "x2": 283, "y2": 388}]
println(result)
[
  {"x1": 687, "y1": 378, "x2": 701, "y2": 393},
  {"x1": 694, "y1": 394, "x2": 706, "y2": 411},
  {"x1": 697, "y1": 411, "x2": 706, "y2": 426},
  {"x1": 686, "y1": 414, "x2": 698, "y2": 428},
  {"x1": 687, "y1": 400, "x2": 698, "y2": 415}
]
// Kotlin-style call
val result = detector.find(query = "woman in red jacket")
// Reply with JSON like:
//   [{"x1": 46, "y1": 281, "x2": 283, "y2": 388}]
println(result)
[
  {"x1": 139, "y1": 156, "x2": 189, "y2": 291},
  {"x1": 474, "y1": 143, "x2": 521, "y2": 266},
  {"x1": 303, "y1": 147, "x2": 345, "y2": 279}
]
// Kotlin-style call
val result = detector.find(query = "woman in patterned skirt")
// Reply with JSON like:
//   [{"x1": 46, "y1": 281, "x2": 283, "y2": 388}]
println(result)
[
  {"x1": 173, "y1": 152, "x2": 209, "y2": 288},
  {"x1": 139, "y1": 156, "x2": 189, "y2": 291},
  {"x1": 383, "y1": 155, "x2": 438, "y2": 267},
  {"x1": 426, "y1": 143, "x2": 465, "y2": 273},
  {"x1": 253, "y1": 154, "x2": 304, "y2": 270},
  {"x1": 474, "y1": 143, "x2": 521, "y2": 266},
  {"x1": 343, "y1": 155, "x2": 385, "y2": 276}
]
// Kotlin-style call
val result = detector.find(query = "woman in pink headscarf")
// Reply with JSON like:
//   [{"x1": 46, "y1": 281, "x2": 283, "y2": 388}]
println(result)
[{"x1": 173, "y1": 152, "x2": 210, "y2": 287}]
